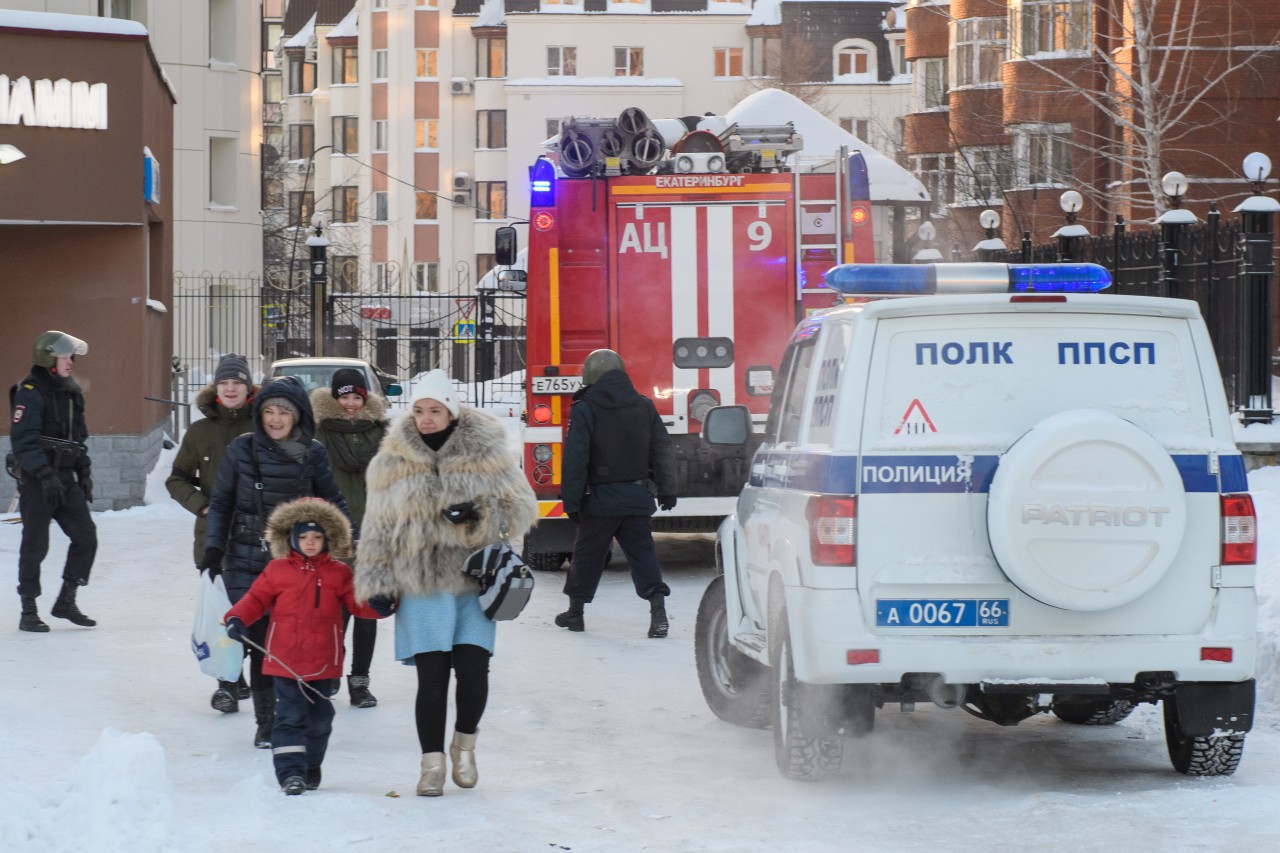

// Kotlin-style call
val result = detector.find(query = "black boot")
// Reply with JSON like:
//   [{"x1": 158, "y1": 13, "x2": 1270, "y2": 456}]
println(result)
[
  {"x1": 348, "y1": 674, "x2": 377, "y2": 708},
  {"x1": 251, "y1": 688, "x2": 276, "y2": 749},
  {"x1": 648, "y1": 594, "x2": 669, "y2": 639},
  {"x1": 235, "y1": 673, "x2": 251, "y2": 700},
  {"x1": 305, "y1": 766, "x2": 322, "y2": 790},
  {"x1": 50, "y1": 581, "x2": 96, "y2": 627},
  {"x1": 554, "y1": 597, "x2": 585, "y2": 632},
  {"x1": 18, "y1": 596, "x2": 49, "y2": 633},
  {"x1": 210, "y1": 680, "x2": 239, "y2": 713}
]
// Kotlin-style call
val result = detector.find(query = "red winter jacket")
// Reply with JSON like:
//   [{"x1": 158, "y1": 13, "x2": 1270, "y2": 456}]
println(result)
[{"x1": 225, "y1": 551, "x2": 381, "y2": 681}]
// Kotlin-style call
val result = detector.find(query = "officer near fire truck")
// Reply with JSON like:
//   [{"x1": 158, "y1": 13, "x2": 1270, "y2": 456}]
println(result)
[
  {"x1": 555, "y1": 349, "x2": 677, "y2": 638},
  {"x1": 9, "y1": 330, "x2": 98, "y2": 632}
]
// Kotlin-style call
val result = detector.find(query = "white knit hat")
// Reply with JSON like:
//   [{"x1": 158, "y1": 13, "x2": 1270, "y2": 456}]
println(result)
[{"x1": 409, "y1": 369, "x2": 459, "y2": 418}]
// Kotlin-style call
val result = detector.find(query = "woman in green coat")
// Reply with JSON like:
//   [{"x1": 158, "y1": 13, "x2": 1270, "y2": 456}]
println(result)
[{"x1": 310, "y1": 367, "x2": 390, "y2": 707}]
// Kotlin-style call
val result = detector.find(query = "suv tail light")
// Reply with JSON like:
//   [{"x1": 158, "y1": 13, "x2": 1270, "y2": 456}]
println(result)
[
  {"x1": 808, "y1": 495, "x2": 856, "y2": 565},
  {"x1": 1221, "y1": 494, "x2": 1257, "y2": 565}
]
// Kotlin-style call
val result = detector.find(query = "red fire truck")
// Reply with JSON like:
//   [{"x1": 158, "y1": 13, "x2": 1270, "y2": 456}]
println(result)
[{"x1": 500, "y1": 110, "x2": 879, "y2": 569}]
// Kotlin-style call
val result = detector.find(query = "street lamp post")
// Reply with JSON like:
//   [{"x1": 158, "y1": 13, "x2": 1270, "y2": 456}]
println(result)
[
  {"x1": 973, "y1": 209, "x2": 1007, "y2": 261},
  {"x1": 1234, "y1": 152, "x2": 1279, "y2": 425},
  {"x1": 307, "y1": 213, "x2": 330, "y2": 356},
  {"x1": 1053, "y1": 190, "x2": 1088, "y2": 261},
  {"x1": 911, "y1": 220, "x2": 942, "y2": 263},
  {"x1": 1154, "y1": 171, "x2": 1196, "y2": 298}
]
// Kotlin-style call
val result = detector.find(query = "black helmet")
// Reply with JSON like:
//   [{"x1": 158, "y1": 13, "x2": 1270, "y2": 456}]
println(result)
[
  {"x1": 581, "y1": 349, "x2": 625, "y2": 385},
  {"x1": 33, "y1": 330, "x2": 88, "y2": 368}
]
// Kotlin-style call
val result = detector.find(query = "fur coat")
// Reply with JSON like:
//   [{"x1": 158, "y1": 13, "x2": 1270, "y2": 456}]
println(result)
[{"x1": 355, "y1": 406, "x2": 537, "y2": 600}]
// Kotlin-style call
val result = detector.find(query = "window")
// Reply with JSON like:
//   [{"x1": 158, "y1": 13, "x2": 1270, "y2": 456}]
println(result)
[
  {"x1": 477, "y1": 110, "x2": 507, "y2": 149},
  {"x1": 374, "y1": 49, "x2": 388, "y2": 81},
  {"x1": 417, "y1": 0, "x2": 438, "y2": 6},
  {"x1": 289, "y1": 124, "x2": 314, "y2": 160},
  {"x1": 749, "y1": 36, "x2": 780, "y2": 78},
  {"x1": 714, "y1": 48, "x2": 743, "y2": 78},
  {"x1": 209, "y1": 137, "x2": 236, "y2": 207},
  {"x1": 105, "y1": 0, "x2": 134, "y2": 20},
  {"x1": 476, "y1": 254, "x2": 497, "y2": 283},
  {"x1": 548, "y1": 46, "x2": 577, "y2": 76},
  {"x1": 262, "y1": 21, "x2": 283, "y2": 69},
  {"x1": 476, "y1": 181, "x2": 507, "y2": 219},
  {"x1": 416, "y1": 49, "x2": 438, "y2": 79},
  {"x1": 1011, "y1": 0, "x2": 1092, "y2": 58},
  {"x1": 416, "y1": 119, "x2": 438, "y2": 150},
  {"x1": 332, "y1": 255, "x2": 358, "y2": 292},
  {"x1": 887, "y1": 35, "x2": 907, "y2": 77},
  {"x1": 373, "y1": 0, "x2": 386, "y2": 7},
  {"x1": 288, "y1": 57, "x2": 316, "y2": 94},
  {"x1": 913, "y1": 153, "x2": 955, "y2": 216},
  {"x1": 209, "y1": 0, "x2": 235, "y2": 63},
  {"x1": 834, "y1": 40, "x2": 876, "y2": 80},
  {"x1": 373, "y1": 262, "x2": 388, "y2": 292},
  {"x1": 415, "y1": 192, "x2": 439, "y2": 221},
  {"x1": 614, "y1": 47, "x2": 643, "y2": 77},
  {"x1": 332, "y1": 117, "x2": 358, "y2": 154},
  {"x1": 1013, "y1": 124, "x2": 1073, "y2": 186},
  {"x1": 374, "y1": 191, "x2": 388, "y2": 222},
  {"x1": 840, "y1": 118, "x2": 870, "y2": 142},
  {"x1": 917, "y1": 57, "x2": 949, "y2": 109},
  {"x1": 954, "y1": 17, "x2": 1006, "y2": 87},
  {"x1": 332, "y1": 186, "x2": 359, "y2": 223},
  {"x1": 413, "y1": 262, "x2": 439, "y2": 292},
  {"x1": 374, "y1": 120, "x2": 388, "y2": 152},
  {"x1": 478, "y1": 37, "x2": 507, "y2": 78},
  {"x1": 289, "y1": 191, "x2": 315, "y2": 228},
  {"x1": 332, "y1": 46, "x2": 358, "y2": 84},
  {"x1": 956, "y1": 145, "x2": 1012, "y2": 205},
  {"x1": 263, "y1": 73, "x2": 282, "y2": 105}
]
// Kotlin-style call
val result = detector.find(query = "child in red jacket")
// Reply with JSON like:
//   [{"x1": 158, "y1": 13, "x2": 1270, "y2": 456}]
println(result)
[{"x1": 224, "y1": 497, "x2": 381, "y2": 795}]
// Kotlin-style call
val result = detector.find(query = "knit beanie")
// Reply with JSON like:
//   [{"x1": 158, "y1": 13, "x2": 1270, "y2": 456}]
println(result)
[
  {"x1": 259, "y1": 396, "x2": 299, "y2": 419},
  {"x1": 291, "y1": 519, "x2": 328, "y2": 554},
  {"x1": 410, "y1": 369, "x2": 460, "y2": 418},
  {"x1": 214, "y1": 354, "x2": 251, "y2": 387},
  {"x1": 331, "y1": 367, "x2": 369, "y2": 400}
]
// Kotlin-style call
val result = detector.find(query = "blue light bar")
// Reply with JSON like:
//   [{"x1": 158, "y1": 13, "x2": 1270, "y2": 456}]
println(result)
[
  {"x1": 529, "y1": 157, "x2": 556, "y2": 208},
  {"x1": 823, "y1": 263, "x2": 1111, "y2": 295}
]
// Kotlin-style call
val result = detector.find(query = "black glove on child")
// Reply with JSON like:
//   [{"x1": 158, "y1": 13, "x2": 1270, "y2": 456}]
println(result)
[
  {"x1": 441, "y1": 502, "x2": 480, "y2": 525},
  {"x1": 224, "y1": 616, "x2": 247, "y2": 644},
  {"x1": 658, "y1": 495, "x2": 678, "y2": 511},
  {"x1": 200, "y1": 547, "x2": 225, "y2": 579},
  {"x1": 37, "y1": 470, "x2": 64, "y2": 509},
  {"x1": 367, "y1": 595, "x2": 398, "y2": 618}
]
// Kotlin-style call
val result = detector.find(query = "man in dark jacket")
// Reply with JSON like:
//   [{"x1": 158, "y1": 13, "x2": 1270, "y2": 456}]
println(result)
[
  {"x1": 555, "y1": 349, "x2": 677, "y2": 638},
  {"x1": 10, "y1": 330, "x2": 97, "y2": 632},
  {"x1": 165, "y1": 353, "x2": 256, "y2": 710}
]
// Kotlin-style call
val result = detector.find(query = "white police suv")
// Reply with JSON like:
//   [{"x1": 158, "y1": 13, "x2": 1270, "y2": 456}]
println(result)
[{"x1": 694, "y1": 262, "x2": 1257, "y2": 780}]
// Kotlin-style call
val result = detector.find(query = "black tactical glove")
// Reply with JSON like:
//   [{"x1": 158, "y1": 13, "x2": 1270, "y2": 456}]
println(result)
[
  {"x1": 79, "y1": 476, "x2": 93, "y2": 504},
  {"x1": 367, "y1": 595, "x2": 398, "y2": 618},
  {"x1": 224, "y1": 616, "x2": 247, "y2": 644},
  {"x1": 567, "y1": 511, "x2": 580, "y2": 525},
  {"x1": 200, "y1": 547, "x2": 226, "y2": 579},
  {"x1": 441, "y1": 502, "x2": 480, "y2": 525},
  {"x1": 37, "y1": 469, "x2": 64, "y2": 510},
  {"x1": 658, "y1": 495, "x2": 678, "y2": 511}
]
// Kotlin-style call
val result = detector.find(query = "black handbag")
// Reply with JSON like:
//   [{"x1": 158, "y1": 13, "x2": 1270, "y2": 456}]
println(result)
[{"x1": 462, "y1": 522, "x2": 534, "y2": 621}]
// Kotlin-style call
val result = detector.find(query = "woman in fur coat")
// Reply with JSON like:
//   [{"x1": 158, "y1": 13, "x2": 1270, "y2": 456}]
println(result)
[{"x1": 355, "y1": 369, "x2": 536, "y2": 797}]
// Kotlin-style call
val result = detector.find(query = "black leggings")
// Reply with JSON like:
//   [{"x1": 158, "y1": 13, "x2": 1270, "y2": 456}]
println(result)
[
  {"x1": 341, "y1": 611, "x2": 377, "y2": 677},
  {"x1": 413, "y1": 645, "x2": 490, "y2": 754}
]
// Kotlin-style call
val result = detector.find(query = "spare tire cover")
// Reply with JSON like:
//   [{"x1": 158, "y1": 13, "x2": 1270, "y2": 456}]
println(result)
[{"x1": 987, "y1": 409, "x2": 1187, "y2": 611}]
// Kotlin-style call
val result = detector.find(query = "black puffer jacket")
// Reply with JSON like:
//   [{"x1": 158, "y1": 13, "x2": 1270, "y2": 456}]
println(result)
[{"x1": 204, "y1": 376, "x2": 350, "y2": 601}]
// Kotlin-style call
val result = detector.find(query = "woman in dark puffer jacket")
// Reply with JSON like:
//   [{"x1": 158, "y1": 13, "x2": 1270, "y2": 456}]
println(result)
[{"x1": 202, "y1": 375, "x2": 351, "y2": 749}]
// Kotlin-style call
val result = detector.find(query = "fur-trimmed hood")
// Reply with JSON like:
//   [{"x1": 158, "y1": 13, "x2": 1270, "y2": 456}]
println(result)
[
  {"x1": 355, "y1": 406, "x2": 537, "y2": 599},
  {"x1": 309, "y1": 386, "x2": 389, "y2": 426},
  {"x1": 265, "y1": 497, "x2": 353, "y2": 560}
]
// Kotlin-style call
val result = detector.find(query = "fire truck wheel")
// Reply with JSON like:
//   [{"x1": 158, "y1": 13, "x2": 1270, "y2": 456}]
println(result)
[{"x1": 523, "y1": 551, "x2": 570, "y2": 572}]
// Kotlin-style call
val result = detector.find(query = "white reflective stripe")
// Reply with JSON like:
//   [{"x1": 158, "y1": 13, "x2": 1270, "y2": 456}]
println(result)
[
  {"x1": 707, "y1": 205, "x2": 735, "y2": 406},
  {"x1": 523, "y1": 427, "x2": 563, "y2": 442},
  {"x1": 670, "y1": 206, "x2": 698, "y2": 427},
  {"x1": 273, "y1": 745, "x2": 306, "y2": 755}
]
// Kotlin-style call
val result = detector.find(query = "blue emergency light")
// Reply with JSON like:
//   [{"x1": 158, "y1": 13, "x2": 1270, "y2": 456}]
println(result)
[
  {"x1": 529, "y1": 157, "x2": 556, "y2": 208},
  {"x1": 823, "y1": 262, "x2": 1112, "y2": 295}
]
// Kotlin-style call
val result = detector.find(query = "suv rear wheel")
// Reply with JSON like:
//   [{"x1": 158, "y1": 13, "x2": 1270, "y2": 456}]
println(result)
[
  {"x1": 1051, "y1": 697, "x2": 1136, "y2": 726},
  {"x1": 1163, "y1": 696, "x2": 1245, "y2": 776},
  {"x1": 770, "y1": 607, "x2": 843, "y2": 781},
  {"x1": 694, "y1": 576, "x2": 770, "y2": 729}
]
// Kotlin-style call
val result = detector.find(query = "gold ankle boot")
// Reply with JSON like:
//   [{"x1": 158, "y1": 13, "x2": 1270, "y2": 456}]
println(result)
[
  {"x1": 417, "y1": 752, "x2": 446, "y2": 797},
  {"x1": 449, "y1": 731, "x2": 478, "y2": 789}
]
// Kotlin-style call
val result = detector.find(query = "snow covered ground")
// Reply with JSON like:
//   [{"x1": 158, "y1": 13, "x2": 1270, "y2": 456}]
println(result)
[{"x1": 3, "y1": 454, "x2": 1280, "y2": 852}]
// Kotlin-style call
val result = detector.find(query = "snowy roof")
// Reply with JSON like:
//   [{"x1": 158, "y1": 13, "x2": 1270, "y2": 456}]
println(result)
[
  {"x1": 508, "y1": 77, "x2": 682, "y2": 87},
  {"x1": 475, "y1": 0, "x2": 506, "y2": 27},
  {"x1": 284, "y1": 13, "x2": 316, "y2": 49},
  {"x1": 327, "y1": 6, "x2": 358, "y2": 39},
  {"x1": 725, "y1": 88, "x2": 928, "y2": 202},
  {"x1": 747, "y1": 0, "x2": 781, "y2": 26},
  {"x1": 0, "y1": 9, "x2": 148, "y2": 38}
]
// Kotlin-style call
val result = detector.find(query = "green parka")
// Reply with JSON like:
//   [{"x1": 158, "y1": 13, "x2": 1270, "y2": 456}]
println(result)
[
  {"x1": 165, "y1": 383, "x2": 258, "y2": 563},
  {"x1": 309, "y1": 387, "x2": 389, "y2": 527}
]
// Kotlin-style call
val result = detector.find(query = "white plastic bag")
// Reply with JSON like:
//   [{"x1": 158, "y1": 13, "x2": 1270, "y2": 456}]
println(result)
[{"x1": 191, "y1": 572, "x2": 243, "y2": 681}]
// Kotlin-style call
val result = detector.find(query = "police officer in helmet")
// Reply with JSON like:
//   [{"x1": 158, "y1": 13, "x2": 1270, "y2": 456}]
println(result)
[
  {"x1": 555, "y1": 348, "x2": 678, "y2": 638},
  {"x1": 10, "y1": 330, "x2": 98, "y2": 632}
]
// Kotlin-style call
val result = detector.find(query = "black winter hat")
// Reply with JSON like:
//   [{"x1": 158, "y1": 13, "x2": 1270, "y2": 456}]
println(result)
[
  {"x1": 331, "y1": 367, "x2": 368, "y2": 400},
  {"x1": 291, "y1": 520, "x2": 328, "y2": 554},
  {"x1": 214, "y1": 354, "x2": 251, "y2": 387}
]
